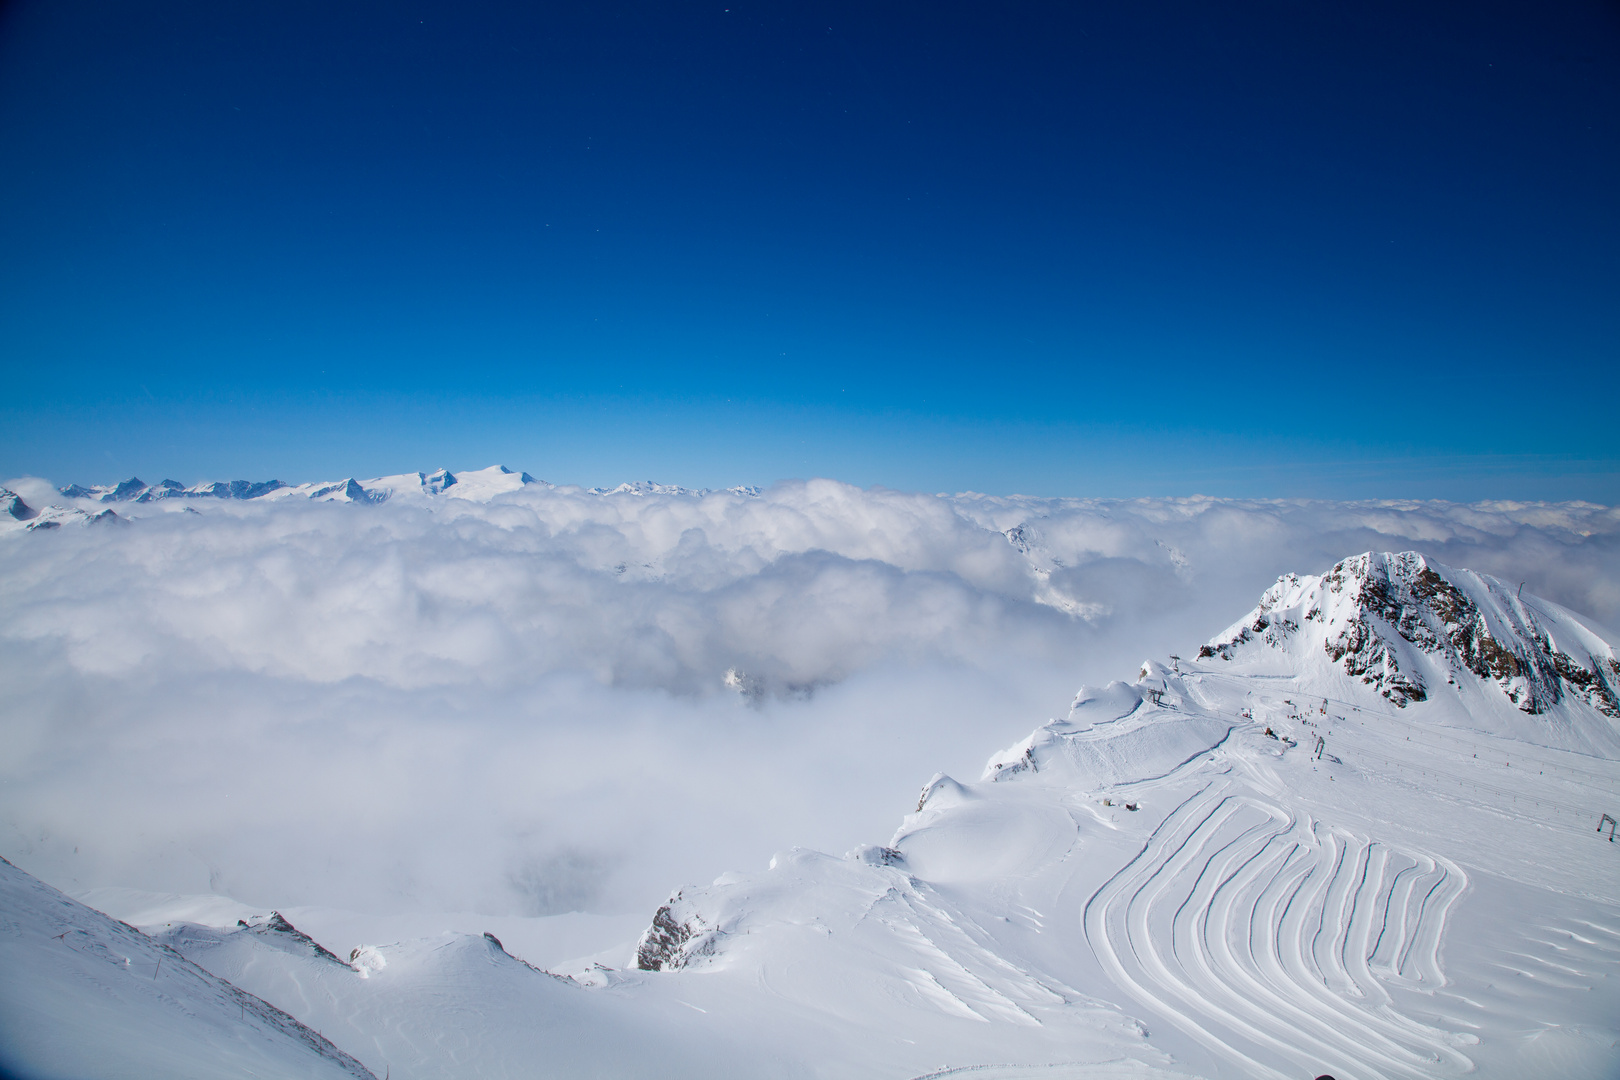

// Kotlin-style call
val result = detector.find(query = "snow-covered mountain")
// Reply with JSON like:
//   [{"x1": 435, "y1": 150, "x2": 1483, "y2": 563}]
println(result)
[
  {"x1": 1196, "y1": 551, "x2": 1620, "y2": 751},
  {"x1": 0, "y1": 857, "x2": 375, "y2": 1080},
  {"x1": 23, "y1": 550, "x2": 1611, "y2": 1080},
  {"x1": 44, "y1": 466, "x2": 768, "y2": 511},
  {"x1": 0, "y1": 486, "x2": 124, "y2": 532},
  {"x1": 54, "y1": 464, "x2": 544, "y2": 507},
  {"x1": 1, "y1": 467, "x2": 776, "y2": 538},
  {"x1": 0, "y1": 466, "x2": 546, "y2": 536},
  {"x1": 0, "y1": 541, "x2": 1613, "y2": 1078},
  {"x1": 625, "y1": 552, "x2": 1620, "y2": 1079},
  {"x1": 1, "y1": 488, "x2": 37, "y2": 522}
]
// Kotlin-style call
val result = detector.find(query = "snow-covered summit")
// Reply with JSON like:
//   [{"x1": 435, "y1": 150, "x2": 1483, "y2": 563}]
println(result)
[
  {"x1": 1198, "y1": 551, "x2": 1620, "y2": 719},
  {"x1": 0, "y1": 487, "x2": 123, "y2": 533},
  {"x1": 2, "y1": 487, "x2": 39, "y2": 522}
]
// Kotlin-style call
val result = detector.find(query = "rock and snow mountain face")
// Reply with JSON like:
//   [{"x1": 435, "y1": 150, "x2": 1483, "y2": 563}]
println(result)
[
  {"x1": 0, "y1": 487, "x2": 124, "y2": 532},
  {"x1": 626, "y1": 552, "x2": 1620, "y2": 1080},
  {"x1": 1197, "y1": 552, "x2": 1620, "y2": 752},
  {"x1": 7, "y1": 551, "x2": 1618, "y2": 1080},
  {"x1": 1, "y1": 489, "x2": 37, "y2": 522},
  {"x1": 0, "y1": 857, "x2": 375, "y2": 1080}
]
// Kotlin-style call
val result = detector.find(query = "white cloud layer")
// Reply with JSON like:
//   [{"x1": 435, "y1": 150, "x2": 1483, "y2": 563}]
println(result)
[{"x1": 2, "y1": 476, "x2": 1617, "y2": 921}]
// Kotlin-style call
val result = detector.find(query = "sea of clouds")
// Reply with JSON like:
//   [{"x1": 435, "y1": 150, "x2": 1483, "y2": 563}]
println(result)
[{"x1": 2, "y1": 474, "x2": 1617, "y2": 925}]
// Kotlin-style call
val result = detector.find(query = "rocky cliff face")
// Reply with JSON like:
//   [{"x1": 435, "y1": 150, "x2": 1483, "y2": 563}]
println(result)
[
  {"x1": 634, "y1": 891, "x2": 719, "y2": 971},
  {"x1": 1200, "y1": 551, "x2": 1620, "y2": 716}
]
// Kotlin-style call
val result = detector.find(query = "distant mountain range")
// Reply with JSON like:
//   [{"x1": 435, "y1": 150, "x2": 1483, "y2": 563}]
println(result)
[
  {"x1": 56, "y1": 465, "x2": 539, "y2": 505},
  {"x1": 0, "y1": 466, "x2": 765, "y2": 533}
]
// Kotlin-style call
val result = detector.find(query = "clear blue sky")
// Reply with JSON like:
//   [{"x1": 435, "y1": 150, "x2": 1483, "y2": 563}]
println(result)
[{"x1": 2, "y1": 1, "x2": 1617, "y2": 498}]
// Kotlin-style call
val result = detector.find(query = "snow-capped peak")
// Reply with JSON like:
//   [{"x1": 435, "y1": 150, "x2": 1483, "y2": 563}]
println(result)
[
  {"x1": 1, "y1": 487, "x2": 38, "y2": 522},
  {"x1": 1199, "y1": 551, "x2": 1620, "y2": 717},
  {"x1": 0, "y1": 486, "x2": 123, "y2": 533}
]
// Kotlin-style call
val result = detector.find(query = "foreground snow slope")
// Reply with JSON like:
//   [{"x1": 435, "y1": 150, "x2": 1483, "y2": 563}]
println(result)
[
  {"x1": 0, "y1": 857, "x2": 375, "y2": 1080},
  {"x1": 138, "y1": 919, "x2": 736, "y2": 1080}
]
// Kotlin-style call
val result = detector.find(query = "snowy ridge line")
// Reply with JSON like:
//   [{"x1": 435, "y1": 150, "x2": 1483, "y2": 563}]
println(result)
[
  {"x1": 47, "y1": 467, "x2": 767, "y2": 507},
  {"x1": 1220, "y1": 675, "x2": 1620, "y2": 784},
  {"x1": 1084, "y1": 782, "x2": 1470, "y2": 1080},
  {"x1": 0, "y1": 857, "x2": 378, "y2": 1080}
]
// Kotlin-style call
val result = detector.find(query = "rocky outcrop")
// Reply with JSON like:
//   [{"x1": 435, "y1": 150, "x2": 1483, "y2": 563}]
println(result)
[
  {"x1": 1, "y1": 488, "x2": 38, "y2": 521},
  {"x1": 634, "y1": 891, "x2": 719, "y2": 971},
  {"x1": 1201, "y1": 552, "x2": 1620, "y2": 716},
  {"x1": 237, "y1": 912, "x2": 348, "y2": 966}
]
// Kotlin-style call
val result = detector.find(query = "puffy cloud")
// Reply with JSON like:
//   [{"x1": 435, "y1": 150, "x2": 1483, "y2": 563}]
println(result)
[{"x1": 1, "y1": 476, "x2": 1615, "y2": 922}]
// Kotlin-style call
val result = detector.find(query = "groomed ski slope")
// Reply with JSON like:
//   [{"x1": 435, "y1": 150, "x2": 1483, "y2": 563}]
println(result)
[
  {"x1": 1063, "y1": 669, "x2": 1619, "y2": 1080},
  {"x1": 1085, "y1": 774, "x2": 1471, "y2": 1079}
]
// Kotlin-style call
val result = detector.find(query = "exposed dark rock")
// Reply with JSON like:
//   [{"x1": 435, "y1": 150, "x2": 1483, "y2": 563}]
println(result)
[
  {"x1": 634, "y1": 892, "x2": 717, "y2": 972},
  {"x1": 1205, "y1": 553, "x2": 1620, "y2": 717},
  {"x1": 237, "y1": 911, "x2": 346, "y2": 965},
  {"x1": 1, "y1": 488, "x2": 37, "y2": 521}
]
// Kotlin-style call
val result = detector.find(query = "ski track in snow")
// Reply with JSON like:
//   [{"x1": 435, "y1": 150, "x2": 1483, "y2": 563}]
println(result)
[{"x1": 1085, "y1": 780, "x2": 1471, "y2": 1080}]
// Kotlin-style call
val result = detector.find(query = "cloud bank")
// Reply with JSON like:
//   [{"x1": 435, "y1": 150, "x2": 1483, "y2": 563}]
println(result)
[{"x1": 2, "y1": 476, "x2": 1616, "y2": 922}]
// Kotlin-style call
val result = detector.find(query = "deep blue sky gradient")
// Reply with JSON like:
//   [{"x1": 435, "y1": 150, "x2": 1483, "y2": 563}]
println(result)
[{"x1": 2, "y1": 1, "x2": 1617, "y2": 497}]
